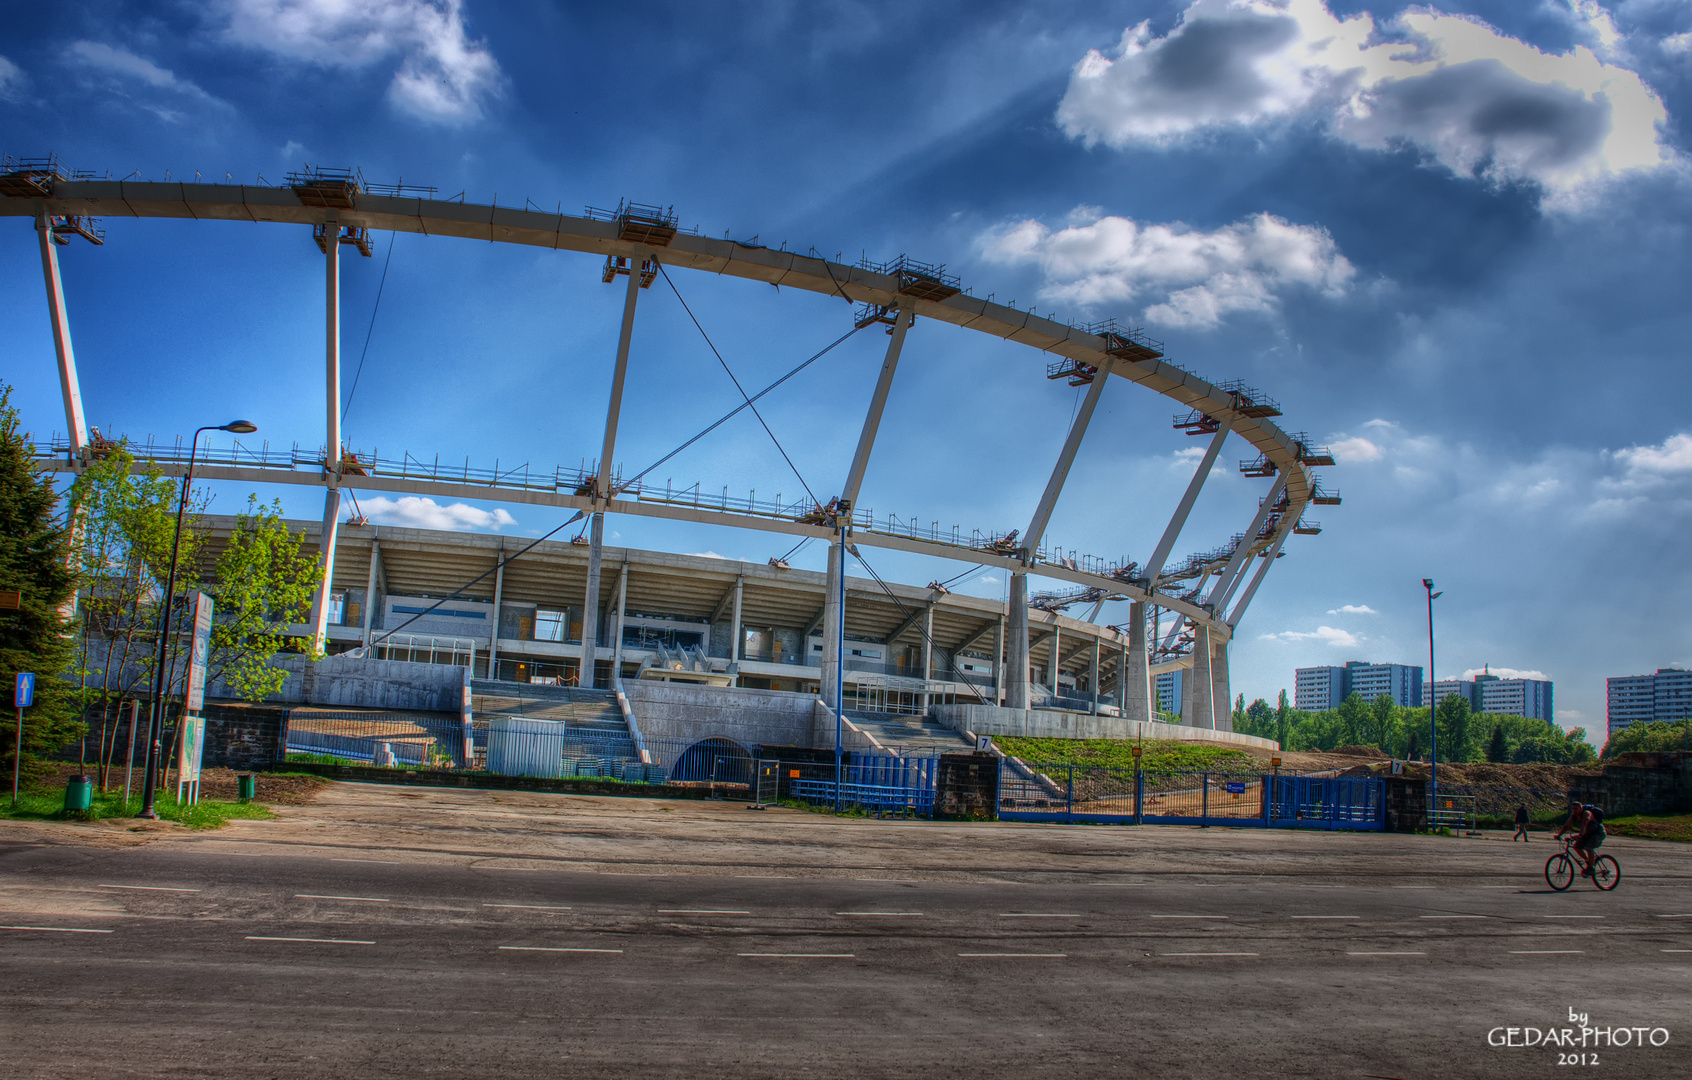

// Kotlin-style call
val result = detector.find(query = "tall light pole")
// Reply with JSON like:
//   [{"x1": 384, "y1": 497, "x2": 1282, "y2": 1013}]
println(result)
[
  {"x1": 833, "y1": 515, "x2": 848, "y2": 812},
  {"x1": 137, "y1": 420, "x2": 257, "y2": 819},
  {"x1": 1422, "y1": 578, "x2": 1442, "y2": 799}
]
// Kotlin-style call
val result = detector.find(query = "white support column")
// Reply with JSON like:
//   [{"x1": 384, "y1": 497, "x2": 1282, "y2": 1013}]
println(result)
[
  {"x1": 730, "y1": 575, "x2": 744, "y2": 663},
  {"x1": 1228, "y1": 530, "x2": 1290, "y2": 627},
  {"x1": 920, "y1": 604, "x2": 934, "y2": 711},
  {"x1": 307, "y1": 489, "x2": 343, "y2": 655},
  {"x1": 360, "y1": 535, "x2": 381, "y2": 648},
  {"x1": 1050, "y1": 622, "x2": 1062, "y2": 700},
  {"x1": 1023, "y1": 359, "x2": 1114, "y2": 552},
  {"x1": 994, "y1": 615, "x2": 1005, "y2": 707},
  {"x1": 1145, "y1": 420, "x2": 1233, "y2": 588},
  {"x1": 1211, "y1": 636, "x2": 1232, "y2": 733},
  {"x1": 1207, "y1": 473, "x2": 1287, "y2": 612},
  {"x1": 487, "y1": 541, "x2": 505, "y2": 680},
  {"x1": 840, "y1": 306, "x2": 914, "y2": 508},
  {"x1": 821, "y1": 539, "x2": 843, "y2": 710},
  {"x1": 1006, "y1": 573, "x2": 1030, "y2": 710},
  {"x1": 597, "y1": 264, "x2": 643, "y2": 499},
  {"x1": 325, "y1": 219, "x2": 341, "y2": 466},
  {"x1": 611, "y1": 560, "x2": 629, "y2": 681},
  {"x1": 1124, "y1": 601, "x2": 1151, "y2": 722},
  {"x1": 579, "y1": 512, "x2": 604, "y2": 688},
  {"x1": 1184, "y1": 624, "x2": 1216, "y2": 729},
  {"x1": 36, "y1": 209, "x2": 87, "y2": 454},
  {"x1": 1089, "y1": 636, "x2": 1101, "y2": 715}
]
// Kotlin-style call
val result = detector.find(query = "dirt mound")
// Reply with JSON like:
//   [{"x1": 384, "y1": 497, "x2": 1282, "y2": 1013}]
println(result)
[{"x1": 1330, "y1": 745, "x2": 1384, "y2": 757}]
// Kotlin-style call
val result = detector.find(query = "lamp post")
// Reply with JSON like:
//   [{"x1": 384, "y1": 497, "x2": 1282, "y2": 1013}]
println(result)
[
  {"x1": 137, "y1": 420, "x2": 257, "y2": 819},
  {"x1": 833, "y1": 514, "x2": 848, "y2": 813},
  {"x1": 1422, "y1": 578, "x2": 1442, "y2": 799}
]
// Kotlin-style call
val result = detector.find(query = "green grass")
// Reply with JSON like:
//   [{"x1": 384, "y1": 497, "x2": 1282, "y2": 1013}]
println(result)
[
  {"x1": 993, "y1": 737, "x2": 1255, "y2": 774},
  {"x1": 0, "y1": 784, "x2": 275, "y2": 829},
  {"x1": 1606, "y1": 813, "x2": 1692, "y2": 843}
]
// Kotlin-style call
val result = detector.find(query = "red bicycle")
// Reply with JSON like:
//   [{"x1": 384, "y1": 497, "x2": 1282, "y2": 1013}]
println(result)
[{"x1": 1546, "y1": 836, "x2": 1619, "y2": 891}]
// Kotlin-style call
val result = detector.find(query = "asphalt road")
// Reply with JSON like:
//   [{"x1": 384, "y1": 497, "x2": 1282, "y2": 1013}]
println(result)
[{"x1": 2, "y1": 790, "x2": 1689, "y2": 1079}]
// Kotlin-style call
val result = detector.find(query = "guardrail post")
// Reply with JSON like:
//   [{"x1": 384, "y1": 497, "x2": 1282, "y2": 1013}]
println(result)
[
  {"x1": 1066, "y1": 764, "x2": 1073, "y2": 820},
  {"x1": 1134, "y1": 766, "x2": 1143, "y2": 825},
  {"x1": 1201, "y1": 770, "x2": 1209, "y2": 826}
]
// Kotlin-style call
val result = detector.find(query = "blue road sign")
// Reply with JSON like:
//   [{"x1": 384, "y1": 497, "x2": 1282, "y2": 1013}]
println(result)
[
  {"x1": 1225, "y1": 781, "x2": 1246, "y2": 794},
  {"x1": 14, "y1": 673, "x2": 34, "y2": 708}
]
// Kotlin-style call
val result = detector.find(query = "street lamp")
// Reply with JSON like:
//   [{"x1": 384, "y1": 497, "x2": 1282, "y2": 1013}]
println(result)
[
  {"x1": 137, "y1": 420, "x2": 257, "y2": 819},
  {"x1": 1422, "y1": 578, "x2": 1442, "y2": 799}
]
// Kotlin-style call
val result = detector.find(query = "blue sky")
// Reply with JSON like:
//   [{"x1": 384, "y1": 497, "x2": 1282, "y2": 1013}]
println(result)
[{"x1": 6, "y1": 0, "x2": 1692, "y2": 741}]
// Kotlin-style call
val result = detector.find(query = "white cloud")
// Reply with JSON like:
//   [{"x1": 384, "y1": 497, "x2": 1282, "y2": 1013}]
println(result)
[
  {"x1": 1056, "y1": 0, "x2": 1671, "y2": 200},
  {"x1": 1611, "y1": 432, "x2": 1692, "y2": 481},
  {"x1": 1326, "y1": 604, "x2": 1376, "y2": 615},
  {"x1": 1330, "y1": 436, "x2": 1382, "y2": 463},
  {"x1": 220, "y1": 0, "x2": 502, "y2": 124},
  {"x1": 1260, "y1": 625, "x2": 1360, "y2": 648},
  {"x1": 980, "y1": 210, "x2": 1353, "y2": 329},
  {"x1": 1665, "y1": 32, "x2": 1692, "y2": 56},
  {"x1": 359, "y1": 496, "x2": 515, "y2": 531},
  {"x1": 0, "y1": 55, "x2": 25, "y2": 101},
  {"x1": 1462, "y1": 666, "x2": 1549, "y2": 681},
  {"x1": 687, "y1": 550, "x2": 728, "y2": 560},
  {"x1": 65, "y1": 42, "x2": 228, "y2": 121}
]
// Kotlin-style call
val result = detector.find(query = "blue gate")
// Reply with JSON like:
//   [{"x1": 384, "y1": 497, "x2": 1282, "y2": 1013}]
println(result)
[
  {"x1": 996, "y1": 763, "x2": 1384, "y2": 831},
  {"x1": 787, "y1": 753, "x2": 938, "y2": 815}
]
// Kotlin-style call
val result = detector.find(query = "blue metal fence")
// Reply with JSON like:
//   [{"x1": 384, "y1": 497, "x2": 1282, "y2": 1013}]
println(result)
[
  {"x1": 786, "y1": 754, "x2": 940, "y2": 815},
  {"x1": 997, "y1": 763, "x2": 1384, "y2": 831}
]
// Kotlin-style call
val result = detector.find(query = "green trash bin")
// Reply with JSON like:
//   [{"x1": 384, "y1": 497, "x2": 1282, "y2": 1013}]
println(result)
[
  {"x1": 64, "y1": 775, "x2": 93, "y2": 813},
  {"x1": 237, "y1": 775, "x2": 256, "y2": 802}
]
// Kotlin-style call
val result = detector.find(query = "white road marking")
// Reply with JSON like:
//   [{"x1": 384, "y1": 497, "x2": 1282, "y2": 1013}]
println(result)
[
  {"x1": 1655, "y1": 914, "x2": 1692, "y2": 918},
  {"x1": 737, "y1": 952, "x2": 854, "y2": 958},
  {"x1": 484, "y1": 904, "x2": 573, "y2": 910},
  {"x1": 959, "y1": 952, "x2": 1066, "y2": 957},
  {"x1": 1349, "y1": 951, "x2": 1425, "y2": 956},
  {"x1": 1000, "y1": 913, "x2": 1082, "y2": 918},
  {"x1": 1160, "y1": 951, "x2": 1258, "y2": 957},
  {"x1": 1150, "y1": 915, "x2": 1228, "y2": 919},
  {"x1": 1291, "y1": 915, "x2": 1358, "y2": 920},
  {"x1": 658, "y1": 909, "x2": 749, "y2": 915},
  {"x1": 1393, "y1": 886, "x2": 1435, "y2": 889},
  {"x1": 295, "y1": 894, "x2": 389, "y2": 902},
  {"x1": 1420, "y1": 915, "x2": 1487, "y2": 919},
  {"x1": 1661, "y1": 949, "x2": 1692, "y2": 953},
  {"x1": 836, "y1": 912, "x2": 923, "y2": 916},
  {"x1": 1543, "y1": 915, "x2": 1603, "y2": 919},
  {"x1": 331, "y1": 858, "x2": 402, "y2": 865},
  {"x1": 98, "y1": 885, "x2": 200, "y2": 893},
  {"x1": 245, "y1": 936, "x2": 374, "y2": 945},
  {"x1": 1509, "y1": 950, "x2": 1584, "y2": 955},
  {"x1": 498, "y1": 946, "x2": 621, "y2": 953},
  {"x1": 0, "y1": 925, "x2": 114, "y2": 934}
]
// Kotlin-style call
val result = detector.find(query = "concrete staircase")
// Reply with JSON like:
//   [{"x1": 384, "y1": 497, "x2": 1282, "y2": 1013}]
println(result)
[
  {"x1": 844, "y1": 709, "x2": 973, "y2": 754},
  {"x1": 470, "y1": 678, "x2": 636, "y2": 760}
]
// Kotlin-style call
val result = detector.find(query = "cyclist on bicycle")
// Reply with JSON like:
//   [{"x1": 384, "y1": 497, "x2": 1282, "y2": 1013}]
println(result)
[{"x1": 1554, "y1": 801, "x2": 1606, "y2": 877}]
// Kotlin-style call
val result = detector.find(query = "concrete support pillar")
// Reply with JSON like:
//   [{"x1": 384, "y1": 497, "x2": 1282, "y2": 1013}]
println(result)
[
  {"x1": 1211, "y1": 635, "x2": 1232, "y2": 733},
  {"x1": 306, "y1": 489, "x2": 342, "y2": 655},
  {"x1": 486, "y1": 541, "x2": 505, "y2": 680},
  {"x1": 324, "y1": 220, "x2": 341, "y2": 466},
  {"x1": 1006, "y1": 573, "x2": 1030, "y2": 710},
  {"x1": 1184, "y1": 624, "x2": 1216, "y2": 729},
  {"x1": 1049, "y1": 623, "x2": 1062, "y2": 700},
  {"x1": 821, "y1": 539, "x2": 842, "y2": 711},
  {"x1": 611, "y1": 561, "x2": 629, "y2": 681},
  {"x1": 993, "y1": 615, "x2": 1005, "y2": 706},
  {"x1": 360, "y1": 535, "x2": 381, "y2": 648},
  {"x1": 579, "y1": 512, "x2": 604, "y2": 688},
  {"x1": 1123, "y1": 601, "x2": 1152, "y2": 722},
  {"x1": 730, "y1": 575, "x2": 744, "y2": 662},
  {"x1": 921, "y1": 605, "x2": 934, "y2": 710},
  {"x1": 1090, "y1": 637, "x2": 1101, "y2": 715}
]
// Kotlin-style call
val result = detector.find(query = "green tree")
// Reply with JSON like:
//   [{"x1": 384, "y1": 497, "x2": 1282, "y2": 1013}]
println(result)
[
  {"x1": 1335, "y1": 692, "x2": 1369, "y2": 747},
  {"x1": 1240, "y1": 697, "x2": 1274, "y2": 739},
  {"x1": 1406, "y1": 727, "x2": 1421, "y2": 760},
  {"x1": 1602, "y1": 719, "x2": 1692, "y2": 758},
  {"x1": 1435, "y1": 694, "x2": 1475, "y2": 763},
  {"x1": 1486, "y1": 722, "x2": 1509, "y2": 763},
  {"x1": 1275, "y1": 689, "x2": 1291, "y2": 749},
  {"x1": 207, "y1": 495, "x2": 322, "y2": 700},
  {"x1": 1369, "y1": 694, "x2": 1395, "y2": 752},
  {"x1": 0, "y1": 384, "x2": 84, "y2": 783}
]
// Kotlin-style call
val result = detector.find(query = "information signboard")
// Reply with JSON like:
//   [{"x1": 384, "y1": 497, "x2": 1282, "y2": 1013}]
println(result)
[{"x1": 186, "y1": 592, "x2": 214, "y2": 713}]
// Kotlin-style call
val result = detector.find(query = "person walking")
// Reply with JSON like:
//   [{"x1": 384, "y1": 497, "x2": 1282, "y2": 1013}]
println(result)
[{"x1": 1513, "y1": 804, "x2": 1530, "y2": 842}]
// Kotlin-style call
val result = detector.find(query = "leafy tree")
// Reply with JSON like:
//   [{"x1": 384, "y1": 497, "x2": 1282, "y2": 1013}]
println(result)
[
  {"x1": 207, "y1": 495, "x2": 322, "y2": 700},
  {"x1": 1435, "y1": 694, "x2": 1475, "y2": 763},
  {"x1": 1370, "y1": 694, "x2": 1395, "y2": 752},
  {"x1": 1406, "y1": 727, "x2": 1420, "y2": 761},
  {"x1": 1275, "y1": 689, "x2": 1290, "y2": 749},
  {"x1": 1603, "y1": 719, "x2": 1692, "y2": 758},
  {"x1": 1486, "y1": 722, "x2": 1509, "y2": 763},
  {"x1": 1334, "y1": 692, "x2": 1369, "y2": 747},
  {"x1": 1241, "y1": 697, "x2": 1274, "y2": 739},
  {"x1": 0, "y1": 384, "x2": 84, "y2": 783}
]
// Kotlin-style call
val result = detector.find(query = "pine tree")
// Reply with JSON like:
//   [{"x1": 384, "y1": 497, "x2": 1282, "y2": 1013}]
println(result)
[
  {"x1": 1487, "y1": 722, "x2": 1509, "y2": 763},
  {"x1": 0, "y1": 384, "x2": 84, "y2": 784}
]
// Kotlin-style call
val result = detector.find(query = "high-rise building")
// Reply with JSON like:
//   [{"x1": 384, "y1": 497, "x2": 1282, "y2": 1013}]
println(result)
[
  {"x1": 1435, "y1": 668, "x2": 1554, "y2": 723},
  {"x1": 1606, "y1": 668, "x2": 1692, "y2": 738},
  {"x1": 1156, "y1": 670, "x2": 1183, "y2": 718},
  {"x1": 1294, "y1": 661, "x2": 1423, "y2": 710}
]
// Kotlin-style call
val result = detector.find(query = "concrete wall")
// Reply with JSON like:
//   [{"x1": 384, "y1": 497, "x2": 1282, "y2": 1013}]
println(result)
[
  {"x1": 1569, "y1": 753, "x2": 1692, "y2": 817},
  {"x1": 208, "y1": 655, "x2": 467, "y2": 713},
  {"x1": 622, "y1": 680, "x2": 818, "y2": 749},
  {"x1": 929, "y1": 703, "x2": 1280, "y2": 751}
]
